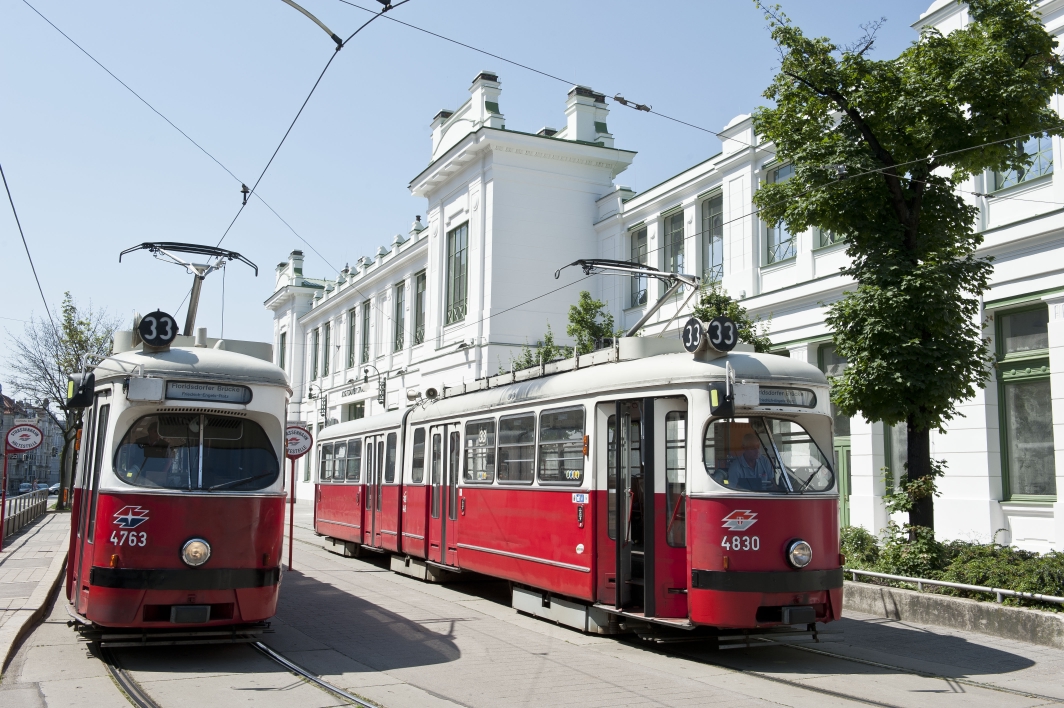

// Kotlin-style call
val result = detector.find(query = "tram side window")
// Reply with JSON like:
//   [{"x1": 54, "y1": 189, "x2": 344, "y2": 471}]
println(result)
[
  {"x1": 665, "y1": 411, "x2": 686, "y2": 548},
  {"x1": 498, "y1": 414, "x2": 535, "y2": 484},
  {"x1": 411, "y1": 428, "x2": 426, "y2": 483},
  {"x1": 385, "y1": 433, "x2": 398, "y2": 483},
  {"x1": 113, "y1": 414, "x2": 279, "y2": 491},
  {"x1": 537, "y1": 407, "x2": 585, "y2": 485},
  {"x1": 464, "y1": 419, "x2": 496, "y2": 483},
  {"x1": 319, "y1": 443, "x2": 333, "y2": 482},
  {"x1": 430, "y1": 433, "x2": 442, "y2": 518},
  {"x1": 333, "y1": 441, "x2": 346, "y2": 481},
  {"x1": 346, "y1": 439, "x2": 362, "y2": 482}
]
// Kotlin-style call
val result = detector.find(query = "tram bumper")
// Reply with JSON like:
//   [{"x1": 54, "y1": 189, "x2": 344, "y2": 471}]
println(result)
[{"x1": 689, "y1": 568, "x2": 843, "y2": 628}]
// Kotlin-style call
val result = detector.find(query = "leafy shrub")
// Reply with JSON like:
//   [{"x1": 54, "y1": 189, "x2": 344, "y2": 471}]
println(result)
[
  {"x1": 840, "y1": 525, "x2": 879, "y2": 569},
  {"x1": 875, "y1": 523, "x2": 945, "y2": 581}
]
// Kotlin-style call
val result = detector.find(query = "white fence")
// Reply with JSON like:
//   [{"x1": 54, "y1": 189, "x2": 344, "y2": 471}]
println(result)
[
  {"x1": 847, "y1": 568, "x2": 1064, "y2": 606},
  {"x1": 2, "y1": 489, "x2": 50, "y2": 539}
]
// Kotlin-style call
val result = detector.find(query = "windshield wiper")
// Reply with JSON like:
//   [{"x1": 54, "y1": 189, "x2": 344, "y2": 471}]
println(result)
[{"x1": 207, "y1": 473, "x2": 274, "y2": 491}]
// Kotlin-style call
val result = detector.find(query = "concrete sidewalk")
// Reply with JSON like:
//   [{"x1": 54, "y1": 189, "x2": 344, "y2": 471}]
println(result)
[{"x1": 0, "y1": 512, "x2": 69, "y2": 673}]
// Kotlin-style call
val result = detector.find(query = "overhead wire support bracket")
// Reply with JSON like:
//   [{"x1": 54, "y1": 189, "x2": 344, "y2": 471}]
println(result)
[{"x1": 554, "y1": 259, "x2": 699, "y2": 337}]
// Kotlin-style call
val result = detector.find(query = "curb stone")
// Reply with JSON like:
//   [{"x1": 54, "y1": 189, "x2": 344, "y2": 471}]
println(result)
[
  {"x1": 843, "y1": 579, "x2": 1064, "y2": 649},
  {"x1": 0, "y1": 548, "x2": 67, "y2": 674}
]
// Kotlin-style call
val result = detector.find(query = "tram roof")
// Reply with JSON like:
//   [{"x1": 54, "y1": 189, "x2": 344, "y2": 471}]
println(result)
[
  {"x1": 95, "y1": 347, "x2": 290, "y2": 388},
  {"x1": 318, "y1": 350, "x2": 828, "y2": 441}
]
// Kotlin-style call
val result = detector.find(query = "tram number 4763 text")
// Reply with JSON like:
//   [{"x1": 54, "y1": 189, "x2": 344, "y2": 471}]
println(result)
[
  {"x1": 110, "y1": 530, "x2": 147, "y2": 547},
  {"x1": 721, "y1": 535, "x2": 759, "y2": 551}
]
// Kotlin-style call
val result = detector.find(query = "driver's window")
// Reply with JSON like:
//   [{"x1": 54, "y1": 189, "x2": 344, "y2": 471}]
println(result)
[{"x1": 703, "y1": 420, "x2": 782, "y2": 492}]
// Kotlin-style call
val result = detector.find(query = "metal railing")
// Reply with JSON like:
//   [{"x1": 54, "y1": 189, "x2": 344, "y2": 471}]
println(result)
[
  {"x1": 848, "y1": 568, "x2": 1064, "y2": 606},
  {"x1": 3, "y1": 489, "x2": 50, "y2": 539}
]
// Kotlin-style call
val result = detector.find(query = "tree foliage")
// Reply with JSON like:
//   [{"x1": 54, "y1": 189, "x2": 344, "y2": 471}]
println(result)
[
  {"x1": 751, "y1": 0, "x2": 1064, "y2": 528},
  {"x1": 510, "y1": 291, "x2": 618, "y2": 371},
  {"x1": 691, "y1": 281, "x2": 773, "y2": 353},
  {"x1": 5, "y1": 293, "x2": 118, "y2": 509}
]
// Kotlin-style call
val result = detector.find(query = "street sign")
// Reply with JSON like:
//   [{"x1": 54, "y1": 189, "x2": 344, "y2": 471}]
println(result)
[
  {"x1": 285, "y1": 426, "x2": 313, "y2": 459},
  {"x1": 138, "y1": 310, "x2": 179, "y2": 347},
  {"x1": 6, "y1": 424, "x2": 43, "y2": 453}
]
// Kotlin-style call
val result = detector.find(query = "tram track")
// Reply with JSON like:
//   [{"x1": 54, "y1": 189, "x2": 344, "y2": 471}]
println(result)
[{"x1": 98, "y1": 640, "x2": 379, "y2": 708}]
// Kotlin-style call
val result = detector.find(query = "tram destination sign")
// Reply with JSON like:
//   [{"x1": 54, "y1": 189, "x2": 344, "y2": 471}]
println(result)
[
  {"x1": 758, "y1": 387, "x2": 817, "y2": 408},
  {"x1": 165, "y1": 381, "x2": 253, "y2": 404}
]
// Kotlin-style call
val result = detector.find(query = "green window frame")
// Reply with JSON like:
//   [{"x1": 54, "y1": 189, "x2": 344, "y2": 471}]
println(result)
[
  {"x1": 661, "y1": 212, "x2": 685, "y2": 296},
  {"x1": 996, "y1": 304, "x2": 1055, "y2": 501},
  {"x1": 322, "y1": 322, "x2": 331, "y2": 377},
  {"x1": 818, "y1": 342, "x2": 852, "y2": 526},
  {"x1": 311, "y1": 328, "x2": 320, "y2": 380},
  {"x1": 766, "y1": 164, "x2": 796, "y2": 264},
  {"x1": 278, "y1": 331, "x2": 287, "y2": 370},
  {"x1": 630, "y1": 227, "x2": 648, "y2": 307},
  {"x1": 995, "y1": 135, "x2": 1054, "y2": 191},
  {"x1": 347, "y1": 308, "x2": 357, "y2": 368},
  {"x1": 414, "y1": 270, "x2": 427, "y2": 345},
  {"x1": 701, "y1": 195, "x2": 723, "y2": 282},
  {"x1": 360, "y1": 301, "x2": 371, "y2": 364},
  {"x1": 394, "y1": 281, "x2": 406, "y2": 352},
  {"x1": 445, "y1": 223, "x2": 469, "y2": 325}
]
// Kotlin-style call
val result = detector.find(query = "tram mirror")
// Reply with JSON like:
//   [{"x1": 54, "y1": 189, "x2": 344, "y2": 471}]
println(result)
[
  {"x1": 709, "y1": 382, "x2": 734, "y2": 418},
  {"x1": 66, "y1": 373, "x2": 95, "y2": 409}
]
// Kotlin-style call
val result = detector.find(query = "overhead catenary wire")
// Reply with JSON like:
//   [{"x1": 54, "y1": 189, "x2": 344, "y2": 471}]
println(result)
[{"x1": 0, "y1": 160, "x2": 59, "y2": 336}]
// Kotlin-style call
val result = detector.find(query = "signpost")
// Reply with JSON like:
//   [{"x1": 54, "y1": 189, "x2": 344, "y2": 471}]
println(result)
[
  {"x1": 2, "y1": 423, "x2": 43, "y2": 552},
  {"x1": 284, "y1": 425, "x2": 313, "y2": 571}
]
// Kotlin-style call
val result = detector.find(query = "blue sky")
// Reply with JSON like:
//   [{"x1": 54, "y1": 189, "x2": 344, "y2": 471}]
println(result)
[{"x1": 0, "y1": 0, "x2": 934, "y2": 371}]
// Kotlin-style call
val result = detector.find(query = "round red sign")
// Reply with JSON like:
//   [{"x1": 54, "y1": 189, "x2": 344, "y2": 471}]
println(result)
[
  {"x1": 285, "y1": 426, "x2": 313, "y2": 459},
  {"x1": 6, "y1": 424, "x2": 43, "y2": 453}
]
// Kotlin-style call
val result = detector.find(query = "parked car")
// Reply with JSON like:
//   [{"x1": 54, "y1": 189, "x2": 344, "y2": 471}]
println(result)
[
  {"x1": 48, "y1": 483, "x2": 60, "y2": 495},
  {"x1": 18, "y1": 483, "x2": 32, "y2": 494}
]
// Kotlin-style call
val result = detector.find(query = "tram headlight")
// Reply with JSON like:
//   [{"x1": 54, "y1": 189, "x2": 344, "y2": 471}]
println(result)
[
  {"x1": 181, "y1": 538, "x2": 211, "y2": 567},
  {"x1": 786, "y1": 539, "x2": 812, "y2": 569}
]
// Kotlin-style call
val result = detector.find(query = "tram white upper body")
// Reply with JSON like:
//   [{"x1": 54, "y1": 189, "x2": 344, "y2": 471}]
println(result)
[
  {"x1": 83, "y1": 343, "x2": 291, "y2": 496},
  {"x1": 317, "y1": 346, "x2": 835, "y2": 498}
]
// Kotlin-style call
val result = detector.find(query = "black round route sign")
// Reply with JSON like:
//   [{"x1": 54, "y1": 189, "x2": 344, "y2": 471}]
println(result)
[
  {"x1": 138, "y1": 310, "x2": 178, "y2": 347},
  {"x1": 681, "y1": 317, "x2": 705, "y2": 353},
  {"x1": 706, "y1": 315, "x2": 738, "y2": 352}
]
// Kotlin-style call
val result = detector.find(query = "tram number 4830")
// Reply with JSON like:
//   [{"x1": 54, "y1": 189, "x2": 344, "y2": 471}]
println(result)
[
  {"x1": 110, "y1": 530, "x2": 148, "y2": 547},
  {"x1": 721, "y1": 535, "x2": 759, "y2": 551}
]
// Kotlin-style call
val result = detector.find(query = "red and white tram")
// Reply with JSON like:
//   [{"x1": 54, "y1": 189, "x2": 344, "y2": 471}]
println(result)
[
  {"x1": 65, "y1": 332, "x2": 290, "y2": 631},
  {"x1": 314, "y1": 336, "x2": 842, "y2": 633}
]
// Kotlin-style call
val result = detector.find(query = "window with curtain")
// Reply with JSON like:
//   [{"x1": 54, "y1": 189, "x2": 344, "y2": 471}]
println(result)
[
  {"x1": 701, "y1": 195, "x2": 723, "y2": 282},
  {"x1": 766, "y1": 163, "x2": 796, "y2": 263},
  {"x1": 446, "y1": 223, "x2": 469, "y2": 324},
  {"x1": 630, "y1": 227, "x2": 648, "y2": 308}
]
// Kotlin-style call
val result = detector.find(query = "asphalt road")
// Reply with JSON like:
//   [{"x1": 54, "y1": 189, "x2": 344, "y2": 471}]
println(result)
[{"x1": 3, "y1": 501, "x2": 1062, "y2": 707}]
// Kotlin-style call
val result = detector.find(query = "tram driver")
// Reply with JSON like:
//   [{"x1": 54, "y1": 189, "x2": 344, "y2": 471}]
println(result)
[{"x1": 725, "y1": 433, "x2": 781, "y2": 492}]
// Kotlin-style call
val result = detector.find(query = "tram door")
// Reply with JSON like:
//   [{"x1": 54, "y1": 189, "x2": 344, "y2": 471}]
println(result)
[
  {"x1": 364, "y1": 434, "x2": 385, "y2": 548},
  {"x1": 73, "y1": 393, "x2": 110, "y2": 615},
  {"x1": 596, "y1": 401, "x2": 641, "y2": 609},
  {"x1": 426, "y1": 422, "x2": 461, "y2": 566}
]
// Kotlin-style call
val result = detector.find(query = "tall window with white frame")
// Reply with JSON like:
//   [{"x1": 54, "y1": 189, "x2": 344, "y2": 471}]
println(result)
[
  {"x1": 662, "y1": 211, "x2": 685, "y2": 295},
  {"x1": 701, "y1": 194, "x2": 723, "y2": 282},
  {"x1": 393, "y1": 281, "x2": 406, "y2": 352},
  {"x1": 766, "y1": 164, "x2": 797, "y2": 263},
  {"x1": 322, "y1": 322, "x2": 331, "y2": 377},
  {"x1": 996, "y1": 134, "x2": 1054, "y2": 190},
  {"x1": 997, "y1": 305, "x2": 1055, "y2": 499},
  {"x1": 360, "y1": 301, "x2": 371, "y2": 364},
  {"x1": 347, "y1": 308, "x2": 357, "y2": 368},
  {"x1": 630, "y1": 226, "x2": 648, "y2": 307},
  {"x1": 445, "y1": 223, "x2": 468, "y2": 325},
  {"x1": 414, "y1": 270, "x2": 427, "y2": 345},
  {"x1": 311, "y1": 328, "x2": 320, "y2": 380},
  {"x1": 278, "y1": 331, "x2": 287, "y2": 371}
]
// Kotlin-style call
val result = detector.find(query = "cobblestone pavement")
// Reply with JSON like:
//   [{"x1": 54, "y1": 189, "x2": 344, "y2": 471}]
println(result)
[
  {"x1": 0, "y1": 512, "x2": 68, "y2": 628},
  {"x1": 2, "y1": 501, "x2": 1061, "y2": 707}
]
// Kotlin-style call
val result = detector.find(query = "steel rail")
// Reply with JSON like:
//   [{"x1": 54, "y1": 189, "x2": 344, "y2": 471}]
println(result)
[
  {"x1": 847, "y1": 568, "x2": 1064, "y2": 605},
  {"x1": 252, "y1": 641, "x2": 377, "y2": 707},
  {"x1": 99, "y1": 647, "x2": 162, "y2": 708}
]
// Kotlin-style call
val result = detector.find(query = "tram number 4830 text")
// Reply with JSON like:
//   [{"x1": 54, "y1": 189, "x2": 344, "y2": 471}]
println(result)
[
  {"x1": 110, "y1": 530, "x2": 148, "y2": 547},
  {"x1": 721, "y1": 535, "x2": 759, "y2": 551}
]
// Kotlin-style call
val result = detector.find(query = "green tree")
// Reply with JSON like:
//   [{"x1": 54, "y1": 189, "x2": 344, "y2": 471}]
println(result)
[
  {"x1": 510, "y1": 323, "x2": 573, "y2": 371},
  {"x1": 5, "y1": 293, "x2": 117, "y2": 510},
  {"x1": 751, "y1": 0, "x2": 1064, "y2": 529},
  {"x1": 566, "y1": 290, "x2": 617, "y2": 355},
  {"x1": 692, "y1": 281, "x2": 772, "y2": 353}
]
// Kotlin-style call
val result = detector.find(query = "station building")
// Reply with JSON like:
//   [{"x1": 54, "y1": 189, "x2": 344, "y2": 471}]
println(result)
[{"x1": 266, "y1": 0, "x2": 1064, "y2": 552}]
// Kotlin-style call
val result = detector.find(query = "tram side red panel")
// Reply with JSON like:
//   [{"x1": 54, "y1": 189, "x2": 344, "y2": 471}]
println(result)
[
  {"x1": 66, "y1": 487, "x2": 83, "y2": 601},
  {"x1": 315, "y1": 484, "x2": 362, "y2": 543},
  {"x1": 83, "y1": 493, "x2": 285, "y2": 627},
  {"x1": 380, "y1": 485, "x2": 401, "y2": 552},
  {"x1": 401, "y1": 484, "x2": 428, "y2": 558},
  {"x1": 686, "y1": 496, "x2": 841, "y2": 628},
  {"x1": 458, "y1": 487, "x2": 595, "y2": 602}
]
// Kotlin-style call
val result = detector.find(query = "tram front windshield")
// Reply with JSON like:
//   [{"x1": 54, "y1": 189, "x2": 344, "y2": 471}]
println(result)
[
  {"x1": 704, "y1": 417, "x2": 834, "y2": 493},
  {"x1": 114, "y1": 414, "x2": 280, "y2": 491}
]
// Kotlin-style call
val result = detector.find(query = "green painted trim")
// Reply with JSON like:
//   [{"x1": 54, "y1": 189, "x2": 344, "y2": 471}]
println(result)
[
  {"x1": 977, "y1": 205, "x2": 1064, "y2": 236},
  {"x1": 659, "y1": 204, "x2": 684, "y2": 218},
  {"x1": 485, "y1": 101, "x2": 500, "y2": 115},
  {"x1": 698, "y1": 187, "x2": 723, "y2": 200},
  {"x1": 627, "y1": 221, "x2": 646, "y2": 232},
  {"x1": 999, "y1": 360, "x2": 1050, "y2": 380},
  {"x1": 1001, "y1": 497, "x2": 1057, "y2": 505},
  {"x1": 594, "y1": 121, "x2": 608, "y2": 133},
  {"x1": 985, "y1": 286, "x2": 1064, "y2": 310}
]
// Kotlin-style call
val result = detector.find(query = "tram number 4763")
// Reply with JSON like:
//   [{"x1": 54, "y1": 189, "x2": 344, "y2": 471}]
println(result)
[
  {"x1": 111, "y1": 530, "x2": 148, "y2": 547},
  {"x1": 721, "y1": 535, "x2": 760, "y2": 551}
]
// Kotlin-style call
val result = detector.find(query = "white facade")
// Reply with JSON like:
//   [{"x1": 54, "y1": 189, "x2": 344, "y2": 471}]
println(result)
[{"x1": 267, "y1": 3, "x2": 1064, "y2": 550}]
